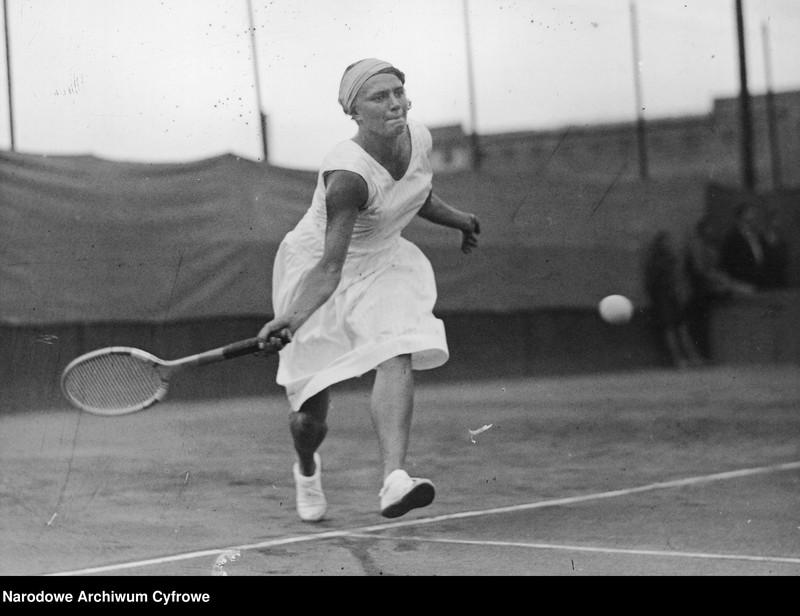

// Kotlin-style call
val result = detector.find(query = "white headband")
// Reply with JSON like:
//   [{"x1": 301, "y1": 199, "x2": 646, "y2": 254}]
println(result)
[{"x1": 338, "y1": 58, "x2": 395, "y2": 114}]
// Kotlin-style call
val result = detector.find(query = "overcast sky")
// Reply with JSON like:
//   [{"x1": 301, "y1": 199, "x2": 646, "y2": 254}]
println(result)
[{"x1": 1, "y1": 0, "x2": 798, "y2": 169}]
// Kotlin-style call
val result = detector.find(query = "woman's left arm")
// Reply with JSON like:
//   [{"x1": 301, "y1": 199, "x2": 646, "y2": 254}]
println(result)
[{"x1": 417, "y1": 190, "x2": 480, "y2": 254}]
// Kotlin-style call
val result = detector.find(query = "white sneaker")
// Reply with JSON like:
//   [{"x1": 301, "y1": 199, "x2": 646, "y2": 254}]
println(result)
[
  {"x1": 293, "y1": 452, "x2": 326, "y2": 522},
  {"x1": 379, "y1": 469, "x2": 435, "y2": 519}
]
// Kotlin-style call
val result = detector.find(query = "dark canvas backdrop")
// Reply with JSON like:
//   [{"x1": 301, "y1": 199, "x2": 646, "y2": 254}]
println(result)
[{"x1": 1, "y1": 149, "x2": 710, "y2": 326}]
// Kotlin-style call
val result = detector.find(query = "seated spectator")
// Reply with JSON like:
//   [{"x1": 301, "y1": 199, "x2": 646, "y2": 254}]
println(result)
[
  {"x1": 683, "y1": 216, "x2": 755, "y2": 360},
  {"x1": 719, "y1": 200, "x2": 772, "y2": 289},
  {"x1": 760, "y1": 208, "x2": 789, "y2": 290}
]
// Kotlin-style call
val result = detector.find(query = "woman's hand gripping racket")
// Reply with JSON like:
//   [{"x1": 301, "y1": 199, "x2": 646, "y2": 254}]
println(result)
[{"x1": 61, "y1": 334, "x2": 289, "y2": 416}]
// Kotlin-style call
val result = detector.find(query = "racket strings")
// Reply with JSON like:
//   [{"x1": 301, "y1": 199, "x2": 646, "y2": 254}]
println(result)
[{"x1": 62, "y1": 353, "x2": 164, "y2": 411}]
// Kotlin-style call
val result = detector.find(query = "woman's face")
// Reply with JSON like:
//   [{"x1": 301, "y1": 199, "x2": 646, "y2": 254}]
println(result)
[{"x1": 352, "y1": 73, "x2": 408, "y2": 138}]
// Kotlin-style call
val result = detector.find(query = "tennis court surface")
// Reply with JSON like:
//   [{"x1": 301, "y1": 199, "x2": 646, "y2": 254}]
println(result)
[{"x1": 2, "y1": 365, "x2": 799, "y2": 577}]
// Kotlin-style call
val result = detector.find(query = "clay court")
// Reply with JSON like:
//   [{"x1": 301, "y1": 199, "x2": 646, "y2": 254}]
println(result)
[
  {"x1": 2, "y1": 363, "x2": 799, "y2": 577},
  {"x1": 2, "y1": 3, "x2": 799, "y2": 586}
]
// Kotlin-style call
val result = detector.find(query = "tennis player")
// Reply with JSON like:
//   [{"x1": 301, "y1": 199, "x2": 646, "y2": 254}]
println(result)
[{"x1": 257, "y1": 58, "x2": 480, "y2": 522}]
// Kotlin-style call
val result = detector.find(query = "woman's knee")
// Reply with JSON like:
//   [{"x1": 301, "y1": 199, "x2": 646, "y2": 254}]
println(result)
[{"x1": 292, "y1": 389, "x2": 330, "y2": 429}]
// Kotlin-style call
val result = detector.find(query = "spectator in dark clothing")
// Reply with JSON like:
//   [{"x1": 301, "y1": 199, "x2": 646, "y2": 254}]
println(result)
[
  {"x1": 719, "y1": 200, "x2": 772, "y2": 289},
  {"x1": 683, "y1": 216, "x2": 755, "y2": 361},
  {"x1": 760, "y1": 208, "x2": 789, "y2": 290},
  {"x1": 644, "y1": 230, "x2": 704, "y2": 368}
]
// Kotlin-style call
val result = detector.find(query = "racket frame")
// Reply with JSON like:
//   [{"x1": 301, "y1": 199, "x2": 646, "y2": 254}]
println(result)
[{"x1": 61, "y1": 337, "x2": 264, "y2": 416}]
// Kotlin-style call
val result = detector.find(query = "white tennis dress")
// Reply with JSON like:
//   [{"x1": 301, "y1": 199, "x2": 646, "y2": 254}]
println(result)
[{"x1": 272, "y1": 119, "x2": 449, "y2": 410}]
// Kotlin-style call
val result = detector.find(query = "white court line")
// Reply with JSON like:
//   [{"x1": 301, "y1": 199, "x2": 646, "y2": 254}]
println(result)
[
  {"x1": 48, "y1": 460, "x2": 800, "y2": 576},
  {"x1": 344, "y1": 534, "x2": 800, "y2": 565}
]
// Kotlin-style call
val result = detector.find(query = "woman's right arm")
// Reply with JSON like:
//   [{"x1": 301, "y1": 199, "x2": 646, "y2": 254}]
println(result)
[{"x1": 257, "y1": 170, "x2": 367, "y2": 350}]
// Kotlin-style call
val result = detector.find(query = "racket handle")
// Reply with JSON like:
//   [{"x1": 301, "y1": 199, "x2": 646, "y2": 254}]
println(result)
[
  {"x1": 174, "y1": 335, "x2": 288, "y2": 367},
  {"x1": 221, "y1": 337, "x2": 262, "y2": 359}
]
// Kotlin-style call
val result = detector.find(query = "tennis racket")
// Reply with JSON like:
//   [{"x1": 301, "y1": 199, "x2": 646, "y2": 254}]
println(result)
[{"x1": 61, "y1": 336, "x2": 279, "y2": 416}]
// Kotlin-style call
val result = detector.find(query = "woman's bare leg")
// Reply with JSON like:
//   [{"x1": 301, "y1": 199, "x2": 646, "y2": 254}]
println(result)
[
  {"x1": 291, "y1": 388, "x2": 329, "y2": 476},
  {"x1": 370, "y1": 354, "x2": 414, "y2": 480}
]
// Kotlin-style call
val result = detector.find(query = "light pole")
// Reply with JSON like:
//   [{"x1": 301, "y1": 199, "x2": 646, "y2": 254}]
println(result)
[
  {"x1": 3, "y1": 0, "x2": 15, "y2": 151},
  {"x1": 462, "y1": 0, "x2": 481, "y2": 170},
  {"x1": 246, "y1": 0, "x2": 268, "y2": 163},
  {"x1": 629, "y1": 1, "x2": 648, "y2": 180},
  {"x1": 761, "y1": 20, "x2": 781, "y2": 189},
  {"x1": 735, "y1": 0, "x2": 755, "y2": 190}
]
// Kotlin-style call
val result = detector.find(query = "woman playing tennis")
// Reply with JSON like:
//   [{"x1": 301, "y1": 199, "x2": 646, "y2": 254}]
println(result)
[{"x1": 257, "y1": 58, "x2": 480, "y2": 521}]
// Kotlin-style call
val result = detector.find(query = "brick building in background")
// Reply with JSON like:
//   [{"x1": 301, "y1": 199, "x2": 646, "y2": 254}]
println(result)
[{"x1": 430, "y1": 90, "x2": 800, "y2": 191}]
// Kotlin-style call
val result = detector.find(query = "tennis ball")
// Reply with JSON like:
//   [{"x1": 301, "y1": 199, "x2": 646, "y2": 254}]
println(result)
[{"x1": 599, "y1": 294, "x2": 634, "y2": 324}]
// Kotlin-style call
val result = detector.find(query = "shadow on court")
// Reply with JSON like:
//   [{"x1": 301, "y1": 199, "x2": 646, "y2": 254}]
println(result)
[{"x1": 1, "y1": 365, "x2": 799, "y2": 576}]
